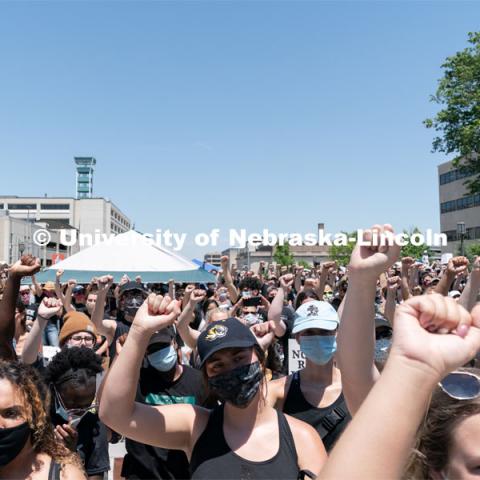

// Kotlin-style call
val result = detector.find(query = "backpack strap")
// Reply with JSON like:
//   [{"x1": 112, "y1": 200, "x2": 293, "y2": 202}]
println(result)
[{"x1": 317, "y1": 399, "x2": 349, "y2": 439}]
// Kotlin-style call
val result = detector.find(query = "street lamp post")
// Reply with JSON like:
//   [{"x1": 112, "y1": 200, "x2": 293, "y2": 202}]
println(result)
[{"x1": 457, "y1": 222, "x2": 466, "y2": 256}]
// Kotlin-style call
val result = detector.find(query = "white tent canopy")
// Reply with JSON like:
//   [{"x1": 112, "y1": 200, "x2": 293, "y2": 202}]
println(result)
[{"x1": 34, "y1": 230, "x2": 215, "y2": 284}]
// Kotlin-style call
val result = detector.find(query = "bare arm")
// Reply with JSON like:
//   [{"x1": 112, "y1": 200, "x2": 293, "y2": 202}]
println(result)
[
  {"x1": 384, "y1": 276, "x2": 400, "y2": 326},
  {"x1": 0, "y1": 256, "x2": 41, "y2": 360},
  {"x1": 168, "y1": 279, "x2": 175, "y2": 300},
  {"x1": 400, "y1": 258, "x2": 413, "y2": 301},
  {"x1": 91, "y1": 276, "x2": 116, "y2": 342},
  {"x1": 314, "y1": 262, "x2": 336, "y2": 300},
  {"x1": 176, "y1": 292, "x2": 204, "y2": 350},
  {"x1": 293, "y1": 267, "x2": 303, "y2": 294},
  {"x1": 320, "y1": 296, "x2": 480, "y2": 480},
  {"x1": 267, "y1": 275, "x2": 293, "y2": 338},
  {"x1": 220, "y1": 256, "x2": 238, "y2": 303},
  {"x1": 435, "y1": 257, "x2": 468, "y2": 296},
  {"x1": 459, "y1": 258, "x2": 480, "y2": 311},
  {"x1": 21, "y1": 298, "x2": 63, "y2": 364},
  {"x1": 336, "y1": 225, "x2": 400, "y2": 416},
  {"x1": 30, "y1": 274, "x2": 43, "y2": 298}
]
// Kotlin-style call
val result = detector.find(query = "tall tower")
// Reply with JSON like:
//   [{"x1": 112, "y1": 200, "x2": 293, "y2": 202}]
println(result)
[{"x1": 74, "y1": 157, "x2": 96, "y2": 199}]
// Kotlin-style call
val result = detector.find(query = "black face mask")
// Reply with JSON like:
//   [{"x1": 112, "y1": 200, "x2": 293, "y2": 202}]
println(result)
[
  {"x1": 207, "y1": 362, "x2": 262, "y2": 408},
  {"x1": 123, "y1": 297, "x2": 144, "y2": 318},
  {"x1": 0, "y1": 422, "x2": 31, "y2": 466}
]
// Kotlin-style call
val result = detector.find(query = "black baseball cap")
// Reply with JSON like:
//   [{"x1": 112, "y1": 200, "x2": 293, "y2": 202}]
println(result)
[
  {"x1": 148, "y1": 325, "x2": 176, "y2": 346},
  {"x1": 197, "y1": 318, "x2": 258, "y2": 368},
  {"x1": 119, "y1": 281, "x2": 148, "y2": 297}
]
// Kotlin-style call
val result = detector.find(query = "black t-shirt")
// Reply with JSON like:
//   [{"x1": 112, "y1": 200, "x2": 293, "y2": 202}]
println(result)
[
  {"x1": 122, "y1": 365, "x2": 206, "y2": 480},
  {"x1": 71, "y1": 301, "x2": 88, "y2": 315},
  {"x1": 25, "y1": 303, "x2": 38, "y2": 323},
  {"x1": 277, "y1": 305, "x2": 295, "y2": 375},
  {"x1": 51, "y1": 410, "x2": 110, "y2": 476},
  {"x1": 109, "y1": 317, "x2": 131, "y2": 362}
]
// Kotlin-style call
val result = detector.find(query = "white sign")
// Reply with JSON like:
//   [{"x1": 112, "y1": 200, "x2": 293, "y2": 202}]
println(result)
[
  {"x1": 441, "y1": 253, "x2": 453, "y2": 265},
  {"x1": 288, "y1": 339, "x2": 306, "y2": 374}
]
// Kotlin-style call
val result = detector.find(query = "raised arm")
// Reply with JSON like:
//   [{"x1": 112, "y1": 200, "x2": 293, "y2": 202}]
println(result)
[
  {"x1": 182, "y1": 284, "x2": 195, "y2": 310},
  {"x1": 267, "y1": 274, "x2": 293, "y2": 338},
  {"x1": 99, "y1": 294, "x2": 201, "y2": 452},
  {"x1": 30, "y1": 273, "x2": 43, "y2": 298},
  {"x1": 220, "y1": 256, "x2": 238, "y2": 303},
  {"x1": 21, "y1": 298, "x2": 63, "y2": 364},
  {"x1": 91, "y1": 275, "x2": 117, "y2": 342},
  {"x1": 435, "y1": 257, "x2": 469, "y2": 296},
  {"x1": 336, "y1": 224, "x2": 400, "y2": 416},
  {"x1": 0, "y1": 255, "x2": 40, "y2": 360},
  {"x1": 319, "y1": 295, "x2": 480, "y2": 480},
  {"x1": 400, "y1": 257, "x2": 413, "y2": 301},
  {"x1": 384, "y1": 276, "x2": 400, "y2": 326},
  {"x1": 54, "y1": 269, "x2": 66, "y2": 305},
  {"x1": 315, "y1": 262, "x2": 336, "y2": 300},
  {"x1": 459, "y1": 256, "x2": 480, "y2": 311},
  {"x1": 293, "y1": 266, "x2": 303, "y2": 294},
  {"x1": 176, "y1": 289, "x2": 206, "y2": 349},
  {"x1": 168, "y1": 279, "x2": 175, "y2": 300}
]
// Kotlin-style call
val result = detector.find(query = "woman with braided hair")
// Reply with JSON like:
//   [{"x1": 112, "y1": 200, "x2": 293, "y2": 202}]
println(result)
[{"x1": 0, "y1": 361, "x2": 85, "y2": 479}]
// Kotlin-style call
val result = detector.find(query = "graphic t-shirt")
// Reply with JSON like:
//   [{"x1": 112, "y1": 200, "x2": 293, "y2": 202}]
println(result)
[{"x1": 122, "y1": 365, "x2": 206, "y2": 479}]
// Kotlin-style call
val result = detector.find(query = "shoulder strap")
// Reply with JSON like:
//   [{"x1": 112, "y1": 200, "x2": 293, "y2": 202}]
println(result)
[
  {"x1": 317, "y1": 398, "x2": 349, "y2": 439},
  {"x1": 48, "y1": 461, "x2": 62, "y2": 480},
  {"x1": 277, "y1": 411, "x2": 298, "y2": 462}
]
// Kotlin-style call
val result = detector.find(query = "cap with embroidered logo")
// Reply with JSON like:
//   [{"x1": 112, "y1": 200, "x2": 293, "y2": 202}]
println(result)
[{"x1": 197, "y1": 317, "x2": 258, "y2": 367}]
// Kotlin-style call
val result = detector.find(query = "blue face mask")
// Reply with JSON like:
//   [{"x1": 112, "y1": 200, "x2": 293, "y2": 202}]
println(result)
[
  {"x1": 300, "y1": 335, "x2": 337, "y2": 365},
  {"x1": 147, "y1": 345, "x2": 177, "y2": 372}
]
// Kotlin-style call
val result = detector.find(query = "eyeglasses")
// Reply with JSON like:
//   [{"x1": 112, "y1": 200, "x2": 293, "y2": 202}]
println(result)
[
  {"x1": 20, "y1": 291, "x2": 30, "y2": 295},
  {"x1": 439, "y1": 371, "x2": 480, "y2": 400},
  {"x1": 69, "y1": 335, "x2": 95, "y2": 346}
]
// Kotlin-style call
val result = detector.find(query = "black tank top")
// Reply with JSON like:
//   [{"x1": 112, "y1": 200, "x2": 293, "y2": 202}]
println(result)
[
  {"x1": 283, "y1": 370, "x2": 350, "y2": 451},
  {"x1": 190, "y1": 405, "x2": 300, "y2": 479}
]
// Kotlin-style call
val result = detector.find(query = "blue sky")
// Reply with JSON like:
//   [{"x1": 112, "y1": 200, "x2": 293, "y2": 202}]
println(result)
[{"x1": 1, "y1": 1, "x2": 479, "y2": 258}]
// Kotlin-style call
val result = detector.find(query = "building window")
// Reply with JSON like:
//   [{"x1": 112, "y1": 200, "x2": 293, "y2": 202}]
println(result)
[
  {"x1": 440, "y1": 194, "x2": 480, "y2": 214},
  {"x1": 40, "y1": 204, "x2": 70, "y2": 210},
  {"x1": 439, "y1": 168, "x2": 473, "y2": 185},
  {"x1": 8, "y1": 203, "x2": 37, "y2": 210}
]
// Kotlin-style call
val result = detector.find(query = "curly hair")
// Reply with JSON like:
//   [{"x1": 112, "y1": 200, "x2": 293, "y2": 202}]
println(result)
[
  {"x1": 0, "y1": 361, "x2": 82, "y2": 468},
  {"x1": 44, "y1": 346, "x2": 102, "y2": 388},
  {"x1": 405, "y1": 367, "x2": 480, "y2": 479},
  {"x1": 238, "y1": 277, "x2": 262, "y2": 292}
]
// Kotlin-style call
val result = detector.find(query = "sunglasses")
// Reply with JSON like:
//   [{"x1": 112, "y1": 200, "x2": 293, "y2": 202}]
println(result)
[{"x1": 439, "y1": 371, "x2": 480, "y2": 400}]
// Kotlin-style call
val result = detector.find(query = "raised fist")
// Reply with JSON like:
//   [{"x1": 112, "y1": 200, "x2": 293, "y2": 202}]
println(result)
[
  {"x1": 133, "y1": 294, "x2": 180, "y2": 333},
  {"x1": 38, "y1": 297, "x2": 63, "y2": 319},
  {"x1": 348, "y1": 224, "x2": 401, "y2": 279},
  {"x1": 8, "y1": 255, "x2": 41, "y2": 278},
  {"x1": 447, "y1": 256, "x2": 469, "y2": 276}
]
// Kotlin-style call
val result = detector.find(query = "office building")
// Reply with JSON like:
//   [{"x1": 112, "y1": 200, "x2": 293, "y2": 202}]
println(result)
[{"x1": 438, "y1": 159, "x2": 480, "y2": 253}]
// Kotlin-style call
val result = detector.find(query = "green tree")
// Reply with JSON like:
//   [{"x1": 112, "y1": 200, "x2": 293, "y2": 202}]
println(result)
[
  {"x1": 424, "y1": 32, "x2": 480, "y2": 194},
  {"x1": 297, "y1": 260, "x2": 311, "y2": 269},
  {"x1": 465, "y1": 242, "x2": 480, "y2": 262},
  {"x1": 328, "y1": 231, "x2": 357, "y2": 267},
  {"x1": 400, "y1": 228, "x2": 432, "y2": 260},
  {"x1": 273, "y1": 243, "x2": 294, "y2": 266}
]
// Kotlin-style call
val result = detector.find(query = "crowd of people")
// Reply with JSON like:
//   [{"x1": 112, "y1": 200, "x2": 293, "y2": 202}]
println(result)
[{"x1": 0, "y1": 224, "x2": 480, "y2": 479}]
